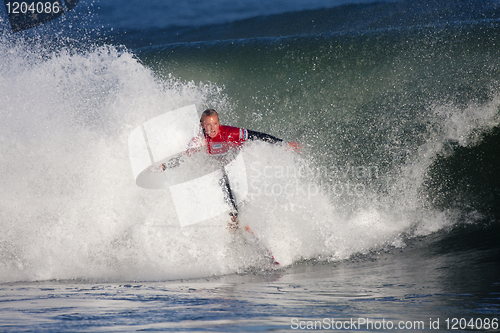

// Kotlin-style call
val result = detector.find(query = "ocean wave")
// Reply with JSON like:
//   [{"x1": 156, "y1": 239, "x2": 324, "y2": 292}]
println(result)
[{"x1": 1, "y1": 3, "x2": 500, "y2": 283}]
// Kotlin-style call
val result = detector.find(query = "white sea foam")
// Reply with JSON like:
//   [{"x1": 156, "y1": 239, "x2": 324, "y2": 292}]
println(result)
[{"x1": 1, "y1": 37, "x2": 499, "y2": 283}]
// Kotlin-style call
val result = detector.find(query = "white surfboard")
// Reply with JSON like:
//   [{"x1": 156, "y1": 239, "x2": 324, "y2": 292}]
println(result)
[{"x1": 128, "y1": 105, "x2": 248, "y2": 226}]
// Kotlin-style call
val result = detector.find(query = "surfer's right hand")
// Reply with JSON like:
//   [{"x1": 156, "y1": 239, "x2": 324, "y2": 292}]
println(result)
[{"x1": 148, "y1": 164, "x2": 165, "y2": 173}]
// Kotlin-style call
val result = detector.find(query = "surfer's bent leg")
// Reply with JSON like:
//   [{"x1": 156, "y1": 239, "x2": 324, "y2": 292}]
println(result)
[{"x1": 220, "y1": 171, "x2": 239, "y2": 231}]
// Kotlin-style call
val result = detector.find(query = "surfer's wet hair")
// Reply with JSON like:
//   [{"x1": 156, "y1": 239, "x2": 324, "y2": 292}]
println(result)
[{"x1": 200, "y1": 109, "x2": 218, "y2": 122}]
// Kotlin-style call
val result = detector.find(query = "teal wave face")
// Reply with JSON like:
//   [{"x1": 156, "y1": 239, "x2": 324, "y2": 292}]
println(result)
[{"x1": 424, "y1": 126, "x2": 500, "y2": 220}]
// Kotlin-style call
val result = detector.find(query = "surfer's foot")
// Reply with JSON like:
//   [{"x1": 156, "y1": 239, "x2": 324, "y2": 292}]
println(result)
[{"x1": 226, "y1": 214, "x2": 239, "y2": 232}]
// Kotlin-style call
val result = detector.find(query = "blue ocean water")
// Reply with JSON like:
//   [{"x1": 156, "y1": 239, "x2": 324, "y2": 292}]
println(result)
[{"x1": 1, "y1": 0, "x2": 500, "y2": 331}]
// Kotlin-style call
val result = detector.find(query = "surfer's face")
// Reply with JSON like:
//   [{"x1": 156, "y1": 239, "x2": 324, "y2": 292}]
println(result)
[{"x1": 201, "y1": 115, "x2": 220, "y2": 138}]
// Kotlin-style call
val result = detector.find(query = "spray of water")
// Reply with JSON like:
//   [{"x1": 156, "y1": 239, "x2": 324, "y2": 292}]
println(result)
[{"x1": 1, "y1": 37, "x2": 499, "y2": 283}]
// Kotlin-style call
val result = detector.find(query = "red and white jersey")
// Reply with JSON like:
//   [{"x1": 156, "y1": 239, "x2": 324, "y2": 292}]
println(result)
[{"x1": 186, "y1": 125, "x2": 249, "y2": 157}]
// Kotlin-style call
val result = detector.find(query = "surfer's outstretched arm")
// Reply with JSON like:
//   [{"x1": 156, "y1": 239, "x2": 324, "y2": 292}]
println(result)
[
  {"x1": 247, "y1": 130, "x2": 302, "y2": 152},
  {"x1": 247, "y1": 130, "x2": 283, "y2": 144}
]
